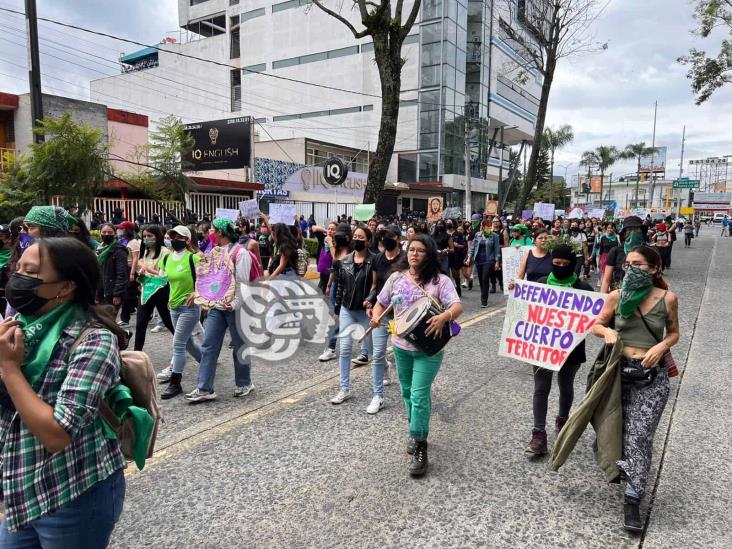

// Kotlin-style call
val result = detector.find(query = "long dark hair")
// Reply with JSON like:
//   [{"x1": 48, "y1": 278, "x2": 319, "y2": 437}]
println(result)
[
  {"x1": 72, "y1": 218, "x2": 95, "y2": 250},
  {"x1": 334, "y1": 223, "x2": 353, "y2": 256},
  {"x1": 629, "y1": 245, "x2": 669, "y2": 290},
  {"x1": 37, "y1": 238, "x2": 127, "y2": 344},
  {"x1": 272, "y1": 223, "x2": 298, "y2": 266},
  {"x1": 394, "y1": 233, "x2": 445, "y2": 285},
  {"x1": 140, "y1": 225, "x2": 164, "y2": 260}
]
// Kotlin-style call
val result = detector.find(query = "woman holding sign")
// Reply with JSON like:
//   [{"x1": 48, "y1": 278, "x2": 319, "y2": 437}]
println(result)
[
  {"x1": 591, "y1": 245, "x2": 679, "y2": 532},
  {"x1": 370, "y1": 234, "x2": 463, "y2": 477},
  {"x1": 512, "y1": 229, "x2": 552, "y2": 287},
  {"x1": 525, "y1": 245, "x2": 593, "y2": 456}
]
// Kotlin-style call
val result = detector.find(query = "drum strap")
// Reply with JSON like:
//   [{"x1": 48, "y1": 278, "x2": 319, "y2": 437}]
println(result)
[{"x1": 406, "y1": 273, "x2": 444, "y2": 312}]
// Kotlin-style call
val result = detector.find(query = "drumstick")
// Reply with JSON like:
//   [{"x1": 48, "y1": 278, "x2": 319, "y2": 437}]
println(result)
[{"x1": 359, "y1": 303, "x2": 394, "y2": 343}]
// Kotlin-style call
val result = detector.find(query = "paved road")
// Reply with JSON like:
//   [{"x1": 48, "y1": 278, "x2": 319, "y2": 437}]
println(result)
[{"x1": 110, "y1": 236, "x2": 717, "y2": 548}]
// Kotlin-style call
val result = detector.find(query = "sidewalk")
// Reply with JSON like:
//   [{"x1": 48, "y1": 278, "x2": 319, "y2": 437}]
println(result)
[{"x1": 643, "y1": 236, "x2": 732, "y2": 548}]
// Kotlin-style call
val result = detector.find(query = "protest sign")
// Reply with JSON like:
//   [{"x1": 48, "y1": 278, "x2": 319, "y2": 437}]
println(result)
[
  {"x1": 442, "y1": 206, "x2": 462, "y2": 220},
  {"x1": 533, "y1": 202, "x2": 555, "y2": 221},
  {"x1": 498, "y1": 279, "x2": 606, "y2": 371},
  {"x1": 268, "y1": 203, "x2": 296, "y2": 225},
  {"x1": 239, "y1": 199, "x2": 259, "y2": 219},
  {"x1": 485, "y1": 199, "x2": 499, "y2": 217},
  {"x1": 501, "y1": 246, "x2": 532, "y2": 296},
  {"x1": 590, "y1": 208, "x2": 606, "y2": 219},
  {"x1": 522, "y1": 210, "x2": 534, "y2": 220},
  {"x1": 354, "y1": 203, "x2": 376, "y2": 221},
  {"x1": 567, "y1": 207, "x2": 584, "y2": 219},
  {"x1": 215, "y1": 208, "x2": 239, "y2": 222},
  {"x1": 427, "y1": 197, "x2": 444, "y2": 222}
]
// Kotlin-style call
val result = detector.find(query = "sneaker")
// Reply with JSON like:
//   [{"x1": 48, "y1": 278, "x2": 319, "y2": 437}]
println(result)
[
  {"x1": 156, "y1": 365, "x2": 173, "y2": 383},
  {"x1": 117, "y1": 320, "x2": 130, "y2": 328},
  {"x1": 150, "y1": 325, "x2": 165, "y2": 333},
  {"x1": 351, "y1": 354, "x2": 369, "y2": 367},
  {"x1": 480, "y1": 302, "x2": 489, "y2": 308},
  {"x1": 366, "y1": 395, "x2": 384, "y2": 414},
  {"x1": 525, "y1": 429, "x2": 548, "y2": 455},
  {"x1": 461, "y1": 281, "x2": 468, "y2": 288},
  {"x1": 185, "y1": 388, "x2": 216, "y2": 402},
  {"x1": 233, "y1": 383, "x2": 255, "y2": 397},
  {"x1": 160, "y1": 373, "x2": 183, "y2": 400},
  {"x1": 408, "y1": 440, "x2": 428, "y2": 476},
  {"x1": 330, "y1": 389, "x2": 351, "y2": 404},
  {"x1": 318, "y1": 348, "x2": 337, "y2": 362}
]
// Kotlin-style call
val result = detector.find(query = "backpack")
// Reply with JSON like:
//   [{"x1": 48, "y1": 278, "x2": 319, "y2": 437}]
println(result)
[
  {"x1": 232, "y1": 243, "x2": 263, "y2": 282},
  {"x1": 296, "y1": 247, "x2": 309, "y2": 276},
  {"x1": 71, "y1": 327, "x2": 161, "y2": 468}
]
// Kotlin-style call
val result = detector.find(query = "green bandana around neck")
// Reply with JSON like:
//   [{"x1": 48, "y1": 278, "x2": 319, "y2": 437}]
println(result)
[
  {"x1": 0, "y1": 247, "x2": 11, "y2": 270},
  {"x1": 96, "y1": 239, "x2": 118, "y2": 266},
  {"x1": 623, "y1": 231, "x2": 644, "y2": 254},
  {"x1": 604, "y1": 233, "x2": 618, "y2": 242},
  {"x1": 18, "y1": 303, "x2": 80, "y2": 388},
  {"x1": 547, "y1": 272, "x2": 577, "y2": 287},
  {"x1": 618, "y1": 265, "x2": 653, "y2": 318}
]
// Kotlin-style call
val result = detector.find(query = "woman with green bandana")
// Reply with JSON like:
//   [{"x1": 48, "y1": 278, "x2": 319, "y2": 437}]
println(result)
[
  {"x1": 95, "y1": 223, "x2": 129, "y2": 311},
  {"x1": 509, "y1": 224, "x2": 533, "y2": 247},
  {"x1": 525, "y1": 244, "x2": 594, "y2": 456},
  {"x1": 591, "y1": 245, "x2": 679, "y2": 532},
  {"x1": 22, "y1": 206, "x2": 70, "y2": 239},
  {"x1": 600, "y1": 216, "x2": 646, "y2": 293},
  {"x1": 0, "y1": 237, "x2": 127, "y2": 545}
]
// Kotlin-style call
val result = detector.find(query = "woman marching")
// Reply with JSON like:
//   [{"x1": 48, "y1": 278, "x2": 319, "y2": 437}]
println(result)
[
  {"x1": 590, "y1": 245, "x2": 679, "y2": 531},
  {"x1": 468, "y1": 219, "x2": 502, "y2": 308},
  {"x1": 0, "y1": 238, "x2": 127, "y2": 544},
  {"x1": 512, "y1": 229, "x2": 552, "y2": 287},
  {"x1": 96, "y1": 223, "x2": 129, "y2": 314},
  {"x1": 370, "y1": 234, "x2": 463, "y2": 476},
  {"x1": 525, "y1": 245, "x2": 593, "y2": 455},
  {"x1": 446, "y1": 219, "x2": 466, "y2": 296}
]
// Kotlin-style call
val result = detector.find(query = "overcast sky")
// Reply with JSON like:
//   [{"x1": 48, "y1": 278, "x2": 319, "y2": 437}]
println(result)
[{"x1": 0, "y1": 0, "x2": 728, "y2": 181}]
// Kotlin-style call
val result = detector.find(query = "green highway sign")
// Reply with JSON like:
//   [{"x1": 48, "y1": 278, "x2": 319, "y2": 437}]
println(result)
[{"x1": 672, "y1": 179, "x2": 700, "y2": 189}]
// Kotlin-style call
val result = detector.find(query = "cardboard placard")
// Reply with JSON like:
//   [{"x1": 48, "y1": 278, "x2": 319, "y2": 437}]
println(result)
[{"x1": 268, "y1": 203, "x2": 297, "y2": 225}]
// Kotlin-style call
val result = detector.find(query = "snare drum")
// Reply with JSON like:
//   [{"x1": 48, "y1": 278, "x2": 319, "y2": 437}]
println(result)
[{"x1": 394, "y1": 297, "x2": 451, "y2": 356}]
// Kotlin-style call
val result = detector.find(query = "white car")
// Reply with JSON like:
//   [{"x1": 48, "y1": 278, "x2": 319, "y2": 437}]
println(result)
[{"x1": 713, "y1": 213, "x2": 728, "y2": 224}]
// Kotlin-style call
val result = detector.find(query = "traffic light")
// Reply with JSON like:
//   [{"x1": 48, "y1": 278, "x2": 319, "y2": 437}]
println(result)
[{"x1": 689, "y1": 190, "x2": 694, "y2": 204}]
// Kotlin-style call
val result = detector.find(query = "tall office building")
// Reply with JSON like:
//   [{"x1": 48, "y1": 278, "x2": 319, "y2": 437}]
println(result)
[{"x1": 92, "y1": 0, "x2": 541, "y2": 213}]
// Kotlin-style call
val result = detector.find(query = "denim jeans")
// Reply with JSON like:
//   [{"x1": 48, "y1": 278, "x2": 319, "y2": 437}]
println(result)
[
  {"x1": 0, "y1": 469, "x2": 125, "y2": 549},
  {"x1": 328, "y1": 282, "x2": 367, "y2": 356},
  {"x1": 337, "y1": 307, "x2": 372, "y2": 390},
  {"x1": 371, "y1": 323, "x2": 389, "y2": 397},
  {"x1": 392, "y1": 346, "x2": 443, "y2": 441},
  {"x1": 197, "y1": 308, "x2": 251, "y2": 391},
  {"x1": 170, "y1": 304, "x2": 203, "y2": 374}
]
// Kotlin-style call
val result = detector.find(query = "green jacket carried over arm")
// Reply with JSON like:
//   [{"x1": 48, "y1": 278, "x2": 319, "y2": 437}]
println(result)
[{"x1": 549, "y1": 342, "x2": 624, "y2": 482}]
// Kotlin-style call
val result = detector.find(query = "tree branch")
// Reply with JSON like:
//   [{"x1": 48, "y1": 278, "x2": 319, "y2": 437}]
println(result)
[
  {"x1": 401, "y1": 0, "x2": 422, "y2": 38},
  {"x1": 312, "y1": 0, "x2": 371, "y2": 38}
]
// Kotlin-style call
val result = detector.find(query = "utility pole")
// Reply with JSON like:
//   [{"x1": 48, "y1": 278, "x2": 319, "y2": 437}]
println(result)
[
  {"x1": 26, "y1": 0, "x2": 44, "y2": 143},
  {"x1": 497, "y1": 126, "x2": 504, "y2": 213},
  {"x1": 464, "y1": 105, "x2": 471, "y2": 221},
  {"x1": 679, "y1": 125, "x2": 686, "y2": 211},
  {"x1": 648, "y1": 100, "x2": 658, "y2": 206}
]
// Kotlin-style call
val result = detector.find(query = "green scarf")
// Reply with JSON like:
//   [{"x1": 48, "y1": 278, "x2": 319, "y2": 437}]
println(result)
[
  {"x1": 101, "y1": 384, "x2": 154, "y2": 470},
  {"x1": 96, "y1": 240, "x2": 118, "y2": 266},
  {"x1": 0, "y1": 247, "x2": 11, "y2": 270},
  {"x1": 547, "y1": 272, "x2": 577, "y2": 287},
  {"x1": 18, "y1": 303, "x2": 80, "y2": 388},
  {"x1": 618, "y1": 265, "x2": 653, "y2": 318},
  {"x1": 604, "y1": 233, "x2": 618, "y2": 242},
  {"x1": 623, "y1": 231, "x2": 644, "y2": 254}
]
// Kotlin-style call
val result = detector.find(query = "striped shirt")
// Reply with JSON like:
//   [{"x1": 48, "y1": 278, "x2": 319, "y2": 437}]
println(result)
[{"x1": 0, "y1": 319, "x2": 126, "y2": 531}]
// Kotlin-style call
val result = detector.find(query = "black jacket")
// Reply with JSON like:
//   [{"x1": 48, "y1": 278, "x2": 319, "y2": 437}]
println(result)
[
  {"x1": 100, "y1": 244, "x2": 129, "y2": 300},
  {"x1": 335, "y1": 251, "x2": 375, "y2": 311}
]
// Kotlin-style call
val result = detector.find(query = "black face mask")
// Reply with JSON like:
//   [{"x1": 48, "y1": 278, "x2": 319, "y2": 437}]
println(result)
[
  {"x1": 101, "y1": 235, "x2": 115, "y2": 245},
  {"x1": 335, "y1": 234, "x2": 349, "y2": 247},
  {"x1": 171, "y1": 239, "x2": 187, "y2": 252},
  {"x1": 353, "y1": 240, "x2": 366, "y2": 252},
  {"x1": 383, "y1": 238, "x2": 398, "y2": 251},
  {"x1": 552, "y1": 263, "x2": 576, "y2": 281},
  {"x1": 5, "y1": 273, "x2": 52, "y2": 316},
  {"x1": 571, "y1": 227, "x2": 579, "y2": 234}
]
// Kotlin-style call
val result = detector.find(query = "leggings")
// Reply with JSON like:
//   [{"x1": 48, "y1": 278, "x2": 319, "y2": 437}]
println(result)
[
  {"x1": 532, "y1": 361, "x2": 582, "y2": 431},
  {"x1": 120, "y1": 280, "x2": 139, "y2": 323},
  {"x1": 450, "y1": 267, "x2": 462, "y2": 297},
  {"x1": 476, "y1": 263, "x2": 496, "y2": 305},
  {"x1": 133, "y1": 285, "x2": 175, "y2": 351}
]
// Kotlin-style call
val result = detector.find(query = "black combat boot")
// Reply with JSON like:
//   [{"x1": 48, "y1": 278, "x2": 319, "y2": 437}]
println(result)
[
  {"x1": 408, "y1": 440, "x2": 428, "y2": 477},
  {"x1": 161, "y1": 372, "x2": 183, "y2": 399},
  {"x1": 406, "y1": 437, "x2": 417, "y2": 455}
]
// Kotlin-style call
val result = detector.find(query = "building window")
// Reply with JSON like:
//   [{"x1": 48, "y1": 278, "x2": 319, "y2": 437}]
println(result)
[
  {"x1": 272, "y1": 44, "x2": 360, "y2": 69},
  {"x1": 183, "y1": 13, "x2": 226, "y2": 37},
  {"x1": 398, "y1": 154, "x2": 417, "y2": 182},
  {"x1": 307, "y1": 147, "x2": 369, "y2": 174},
  {"x1": 240, "y1": 7, "x2": 266, "y2": 23},
  {"x1": 229, "y1": 0, "x2": 239, "y2": 4},
  {"x1": 243, "y1": 63, "x2": 266, "y2": 74},
  {"x1": 190, "y1": 0, "x2": 209, "y2": 5},
  {"x1": 230, "y1": 16, "x2": 240, "y2": 59},
  {"x1": 231, "y1": 69, "x2": 241, "y2": 112},
  {"x1": 273, "y1": 104, "x2": 373, "y2": 123},
  {"x1": 272, "y1": 0, "x2": 312, "y2": 13}
]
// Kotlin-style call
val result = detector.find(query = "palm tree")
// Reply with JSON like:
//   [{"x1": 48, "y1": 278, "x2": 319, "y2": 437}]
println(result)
[
  {"x1": 594, "y1": 145, "x2": 621, "y2": 204},
  {"x1": 542, "y1": 125, "x2": 574, "y2": 187},
  {"x1": 579, "y1": 150, "x2": 600, "y2": 200},
  {"x1": 621, "y1": 142, "x2": 658, "y2": 208}
]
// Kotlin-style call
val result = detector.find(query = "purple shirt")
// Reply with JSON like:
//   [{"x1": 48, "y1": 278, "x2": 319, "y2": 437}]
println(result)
[
  {"x1": 377, "y1": 272, "x2": 461, "y2": 351},
  {"x1": 317, "y1": 245, "x2": 332, "y2": 274}
]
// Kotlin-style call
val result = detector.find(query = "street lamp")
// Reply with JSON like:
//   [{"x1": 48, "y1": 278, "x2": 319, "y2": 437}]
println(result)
[{"x1": 556, "y1": 163, "x2": 574, "y2": 208}]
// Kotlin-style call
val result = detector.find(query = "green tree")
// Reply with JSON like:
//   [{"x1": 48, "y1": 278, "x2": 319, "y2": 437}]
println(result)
[
  {"x1": 0, "y1": 154, "x2": 34, "y2": 221},
  {"x1": 678, "y1": 1, "x2": 732, "y2": 104},
  {"x1": 594, "y1": 145, "x2": 621, "y2": 201},
  {"x1": 579, "y1": 149, "x2": 599, "y2": 197},
  {"x1": 21, "y1": 113, "x2": 109, "y2": 208},
  {"x1": 536, "y1": 144, "x2": 552, "y2": 189},
  {"x1": 312, "y1": 0, "x2": 421, "y2": 205},
  {"x1": 529, "y1": 179, "x2": 569, "y2": 208},
  {"x1": 542, "y1": 124, "x2": 574, "y2": 184},
  {"x1": 621, "y1": 142, "x2": 657, "y2": 206}
]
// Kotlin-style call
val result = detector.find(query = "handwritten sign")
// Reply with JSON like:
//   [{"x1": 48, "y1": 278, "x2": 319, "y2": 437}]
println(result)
[
  {"x1": 354, "y1": 203, "x2": 376, "y2": 221},
  {"x1": 590, "y1": 208, "x2": 606, "y2": 219},
  {"x1": 239, "y1": 199, "x2": 259, "y2": 219},
  {"x1": 498, "y1": 279, "x2": 606, "y2": 371},
  {"x1": 442, "y1": 206, "x2": 462, "y2": 220},
  {"x1": 501, "y1": 246, "x2": 532, "y2": 296},
  {"x1": 427, "y1": 196, "x2": 444, "y2": 222},
  {"x1": 522, "y1": 210, "x2": 534, "y2": 220},
  {"x1": 533, "y1": 202, "x2": 555, "y2": 221},
  {"x1": 268, "y1": 203, "x2": 297, "y2": 225},
  {"x1": 215, "y1": 208, "x2": 239, "y2": 222}
]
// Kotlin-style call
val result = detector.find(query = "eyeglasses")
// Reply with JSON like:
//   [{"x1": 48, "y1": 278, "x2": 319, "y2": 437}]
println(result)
[
  {"x1": 407, "y1": 248, "x2": 427, "y2": 255},
  {"x1": 623, "y1": 261, "x2": 651, "y2": 269}
]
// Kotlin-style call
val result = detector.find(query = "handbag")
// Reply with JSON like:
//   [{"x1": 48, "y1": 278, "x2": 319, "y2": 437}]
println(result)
[{"x1": 620, "y1": 357, "x2": 657, "y2": 387}]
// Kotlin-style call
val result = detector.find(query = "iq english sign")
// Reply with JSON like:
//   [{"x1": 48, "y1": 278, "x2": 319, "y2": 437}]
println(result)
[
  {"x1": 498, "y1": 280, "x2": 606, "y2": 371},
  {"x1": 184, "y1": 117, "x2": 253, "y2": 171}
]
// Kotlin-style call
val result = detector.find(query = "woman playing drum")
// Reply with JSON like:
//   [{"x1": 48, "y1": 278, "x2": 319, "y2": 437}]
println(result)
[{"x1": 370, "y1": 234, "x2": 463, "y2": 477}]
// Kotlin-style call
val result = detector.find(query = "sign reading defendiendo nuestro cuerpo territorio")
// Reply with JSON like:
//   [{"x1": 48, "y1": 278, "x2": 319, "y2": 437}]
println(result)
[{"x1": 183, "y1": 117, "x2": 252, "y2": 171}]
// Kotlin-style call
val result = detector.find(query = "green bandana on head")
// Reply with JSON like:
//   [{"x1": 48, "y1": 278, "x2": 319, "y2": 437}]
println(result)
[
  {"x1": 17, "y1": 303, "x2": 80, "y2": 388},
  {"x1": 618, "y1": 265, "x2": 653, "y2": 318},
  {"x1": 24, "y1": 206, "x2": 70, "y2": 234},
  {"x1": 212, "y1": 217, "x2": 236, "y2": 239}
]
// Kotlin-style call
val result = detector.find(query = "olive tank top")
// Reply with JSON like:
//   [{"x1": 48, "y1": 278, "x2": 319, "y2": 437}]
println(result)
[{"x1": 615, "y1": 292, "x2": 667, "y2": 348}]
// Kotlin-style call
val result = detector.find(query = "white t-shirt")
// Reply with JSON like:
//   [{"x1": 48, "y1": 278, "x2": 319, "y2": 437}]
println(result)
[
  {"x1": 570, "y1": 232, "x2": 587, "y2": 256},
  {"x1": 126, "y1": 238, "x2": 141, "y2": 267}
]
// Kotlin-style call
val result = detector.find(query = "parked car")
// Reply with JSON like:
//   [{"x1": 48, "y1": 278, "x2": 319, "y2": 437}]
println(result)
[{"x1": 712, "y1": 213, "x2": 728, "y2": 224}]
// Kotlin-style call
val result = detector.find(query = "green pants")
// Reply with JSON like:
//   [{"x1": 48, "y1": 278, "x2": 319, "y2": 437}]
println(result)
[{"x1": 392, "y1": 346, "x2": 444, "y2": 441}]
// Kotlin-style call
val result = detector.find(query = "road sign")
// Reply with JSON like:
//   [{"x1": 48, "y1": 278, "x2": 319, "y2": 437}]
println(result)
[
  {"x1": 672, "y1": 179, "x2": 700, "y2": 189},
  {"x1": 323, "y1": 158, "x2": 348, "y2": 186}
]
